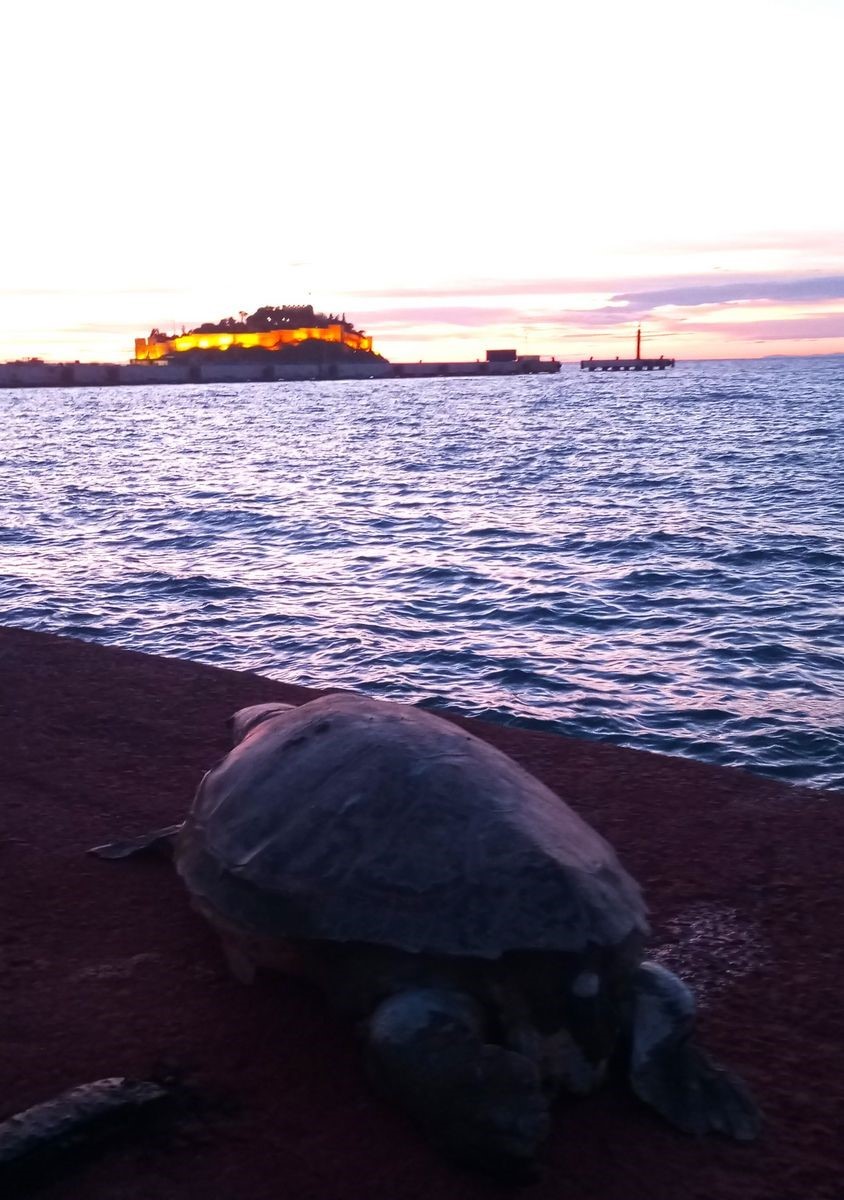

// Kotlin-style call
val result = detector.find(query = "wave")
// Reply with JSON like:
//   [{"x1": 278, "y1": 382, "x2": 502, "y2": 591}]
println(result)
[{"x1": 1, "y1": 361, "x2": 841, "y2": 790}]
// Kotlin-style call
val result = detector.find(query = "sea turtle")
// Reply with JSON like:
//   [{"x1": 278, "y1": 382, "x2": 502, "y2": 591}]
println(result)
[{"x1": 91, "y1": 693, "x2": 760, "y2": 1175}]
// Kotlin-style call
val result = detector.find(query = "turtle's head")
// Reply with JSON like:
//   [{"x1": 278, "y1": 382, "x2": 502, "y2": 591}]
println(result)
[{"x1": 229, "y1": 702, "x2": 295, "y2": 746}]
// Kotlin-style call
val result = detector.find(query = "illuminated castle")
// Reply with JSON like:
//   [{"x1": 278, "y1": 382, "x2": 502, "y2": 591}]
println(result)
[{"x1": 134, "y1": 305, "x2": 373, "y2": 362}]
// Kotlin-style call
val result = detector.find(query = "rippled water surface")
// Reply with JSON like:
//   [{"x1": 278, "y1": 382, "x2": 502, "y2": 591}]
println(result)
[{"x1": 1, "y1": 360, "x2": 842, "y2": 790}]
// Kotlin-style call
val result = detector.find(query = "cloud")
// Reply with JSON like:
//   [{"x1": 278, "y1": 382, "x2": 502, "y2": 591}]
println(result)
[
  {"x1": 612, "y1": 275, "x2": 844, "y2": 313},
  {"x1": 348, "y1": 274, "x2": 844, "y2": 352},
  {"x1": 55, "y1": 321, "x2": 154, "y2": 335},
  {"x1": 354, "y1": 306, "x2": 527, "y2": 328},
  {"x1": 345, "y1": 274, "x2": 844, "y2": 336},
  {"x1": 0, "y1": 287, "x2": 184, "y2": 298},
  {"x1": 347, "y1": 280, "x2": 591, "y2": 300},
  {"x1": 671, "y1": 314, "x2": 844, "y2": 342},
  {"x1": 355, "y1": 305, "x2": 651, "y2": 333},
  {"x1": 347, "y1": 277, "x2": 678, "y2": 301},
  {"x1": 624, "y1": 230, "x2": 844, "y2": 256}
]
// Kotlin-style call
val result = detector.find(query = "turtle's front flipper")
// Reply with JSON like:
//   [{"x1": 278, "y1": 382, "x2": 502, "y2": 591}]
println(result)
[
  {"x1": 88, "y1": 824, "x2": 183, "y2": 860},
  {"x1": 625, "y1": 962, "x2": 761, "y2": 1141},
  {"x1": 365, "y1": 987, "x2": 550, "y2": 1178}
]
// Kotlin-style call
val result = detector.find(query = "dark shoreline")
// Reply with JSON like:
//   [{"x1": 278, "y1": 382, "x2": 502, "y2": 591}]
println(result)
[{"x1": 3, "y1": 625, "x2": 841, "y2": 1199}]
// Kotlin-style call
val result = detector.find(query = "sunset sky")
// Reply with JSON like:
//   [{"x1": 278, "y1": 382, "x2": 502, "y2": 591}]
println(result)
[{"x1": 2, "y1": 0, "x2": 842, "y2": 364}]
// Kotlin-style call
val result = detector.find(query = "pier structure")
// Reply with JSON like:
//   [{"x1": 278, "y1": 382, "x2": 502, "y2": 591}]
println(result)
[
  {"x1": 581, "y1": 326, "x2": 675, "y2": 371},
  {"x1": 0, "y1": 354, "x2": 560, "y2": 389}
]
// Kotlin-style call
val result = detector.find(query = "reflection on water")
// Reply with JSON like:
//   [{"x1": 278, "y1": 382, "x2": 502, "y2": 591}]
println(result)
[{"x1": 1, "y1": 358, "x2": 842, "y2": 790}]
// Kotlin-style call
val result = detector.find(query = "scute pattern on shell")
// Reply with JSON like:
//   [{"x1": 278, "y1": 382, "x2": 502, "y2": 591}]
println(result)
[{"x1": 175, "y1": 694, "x2": 649, "y2": 958}]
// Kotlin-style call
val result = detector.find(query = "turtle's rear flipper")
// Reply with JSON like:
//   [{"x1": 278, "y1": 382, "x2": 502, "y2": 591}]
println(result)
[
  {"x1": 88, "y1": 824, "x2": 183, "y2": 860},
  {"x1": 366, "y1": 987, "x2": 550, "y2": 1179},
  {"x1": 631, "y1": 1035, "x2": 761, "y2": 1140},
  {"x1": 626, "y1": 962, "x2": 761, "y2": 1141}
]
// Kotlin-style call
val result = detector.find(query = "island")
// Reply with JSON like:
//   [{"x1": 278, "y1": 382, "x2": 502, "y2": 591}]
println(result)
[{"x1": 134, "y1": 305, "x2": 382, "y2": 367}]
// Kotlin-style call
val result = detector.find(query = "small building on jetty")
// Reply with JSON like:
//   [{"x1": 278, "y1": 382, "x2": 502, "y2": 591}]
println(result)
[
  {"x1": 392, "y1": 350, "x2": 559, "y2": 377},
  {"x1": 581, "y1": 326, "x2": 675, "y2": 371}
]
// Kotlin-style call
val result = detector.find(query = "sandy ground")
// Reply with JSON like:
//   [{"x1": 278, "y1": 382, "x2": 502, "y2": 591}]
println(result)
[{"x1": 3, "y1": 625, "x2": 842, "y2": 1198}]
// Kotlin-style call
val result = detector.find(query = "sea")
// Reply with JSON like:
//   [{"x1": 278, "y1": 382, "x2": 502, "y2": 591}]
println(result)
[{"x1": 1, "y1": 357, "x2": 842, "y2": 791}]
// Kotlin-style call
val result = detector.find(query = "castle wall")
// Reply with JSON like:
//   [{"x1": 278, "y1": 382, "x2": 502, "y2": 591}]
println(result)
[{"x1": 135, "y1": 324, "x2": 372, "y2": 361}]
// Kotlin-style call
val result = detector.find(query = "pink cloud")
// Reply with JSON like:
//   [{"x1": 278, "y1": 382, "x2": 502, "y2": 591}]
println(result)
[
  {"x1": 354, "y1": 306, "x2": 528, "y2": 328},
  {"x1": 613, "y1": 276, "x2": 844, "y2": 313},
  {"x1": 348, "y1": 276, "x2": 844, "y2": 353},
  {"x1": 670, "y1": 314, "x2": 844, "y2": 342},
  {"x1": 343, "y1": 264, "x2": 844, "y2": 304}
]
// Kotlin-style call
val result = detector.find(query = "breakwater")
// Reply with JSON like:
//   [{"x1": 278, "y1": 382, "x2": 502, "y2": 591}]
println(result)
[{"x1": 0, "y1": 356, "x2": 559, "y2": 388}]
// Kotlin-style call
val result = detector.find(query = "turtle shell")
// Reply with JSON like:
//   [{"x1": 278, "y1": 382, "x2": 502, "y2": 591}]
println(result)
[{"x1": 175, "y1": 694, "x2": 648, "y2": 958}]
